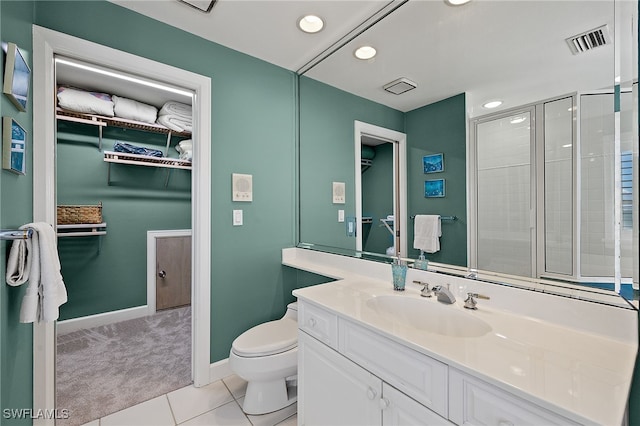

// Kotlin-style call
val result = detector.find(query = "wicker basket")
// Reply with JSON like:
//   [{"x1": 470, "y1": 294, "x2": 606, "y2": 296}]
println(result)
[{"x1": 57, "y1": 202, "x2": 103, "y2": 225}]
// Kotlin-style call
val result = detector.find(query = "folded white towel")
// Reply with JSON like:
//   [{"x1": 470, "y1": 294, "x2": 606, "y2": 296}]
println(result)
[
  {"x1": 175, "y1": 139, "x2": 193, "y2": 154},
  {"x1": 159, "y1": 101, "x2": 192, "y2": 119},
  {"x1": 5, "y1": 223, "x2": 67, "y2": 323},
  {"x1": 112, "y1": 95, "x2": 158, "y2": 124},
  {"x1": 413, "y1": 215, "x2": 441, "y2": 254},
  {"x1": 157, "y1": 115, "x2": 192, "y2": 133}
]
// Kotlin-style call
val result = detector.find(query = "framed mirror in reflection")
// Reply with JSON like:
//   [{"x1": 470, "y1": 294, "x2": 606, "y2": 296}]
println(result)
[{"x1": 298, "y1": 0, "x2": 638, "y2": 307}]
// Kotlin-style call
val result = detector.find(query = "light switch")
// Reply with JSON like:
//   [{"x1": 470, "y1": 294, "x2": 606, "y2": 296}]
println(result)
[
  {"x1": 333, "y1": 182, "x2": 345, "y2": 204},
  {"x1": 338, "y1": 209, "x2": 345, "y2": 222},
  {"x1": 232, "y1": 173, "x2": 253, "y2": 202},
  {"x1": 233, "y1": 209, "x2": 243, "y2": 226}
]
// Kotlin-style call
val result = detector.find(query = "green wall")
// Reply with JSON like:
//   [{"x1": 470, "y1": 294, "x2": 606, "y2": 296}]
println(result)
[
  {"x1": 1, "y1": 2, "x2": 34, "y2": 424},
  {"x1": 56, "y1": 122, "x2": 191, "y2": 320},
  {"x1": 405, "y1": 93, "x2": 467, "y2": 266},
  {"x1": 299, "y1": 76, "x2": 404, "y2": 250}
]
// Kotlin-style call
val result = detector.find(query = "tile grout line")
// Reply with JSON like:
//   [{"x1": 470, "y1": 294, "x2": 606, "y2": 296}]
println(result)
[{"x1": 165, "y1": 394, "x2": 178, "y2": 425}]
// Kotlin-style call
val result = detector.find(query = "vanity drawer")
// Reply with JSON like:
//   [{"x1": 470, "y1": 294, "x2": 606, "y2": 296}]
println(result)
[
  {"x1": 449, "y1": 369, "x2": 580, "y2": 425},
  {"x1": 339, "y1": 319, "x2": 448, "y2": 418},
  {"x1": 299, "y1": 301, "x2": 338, "y2": 349}
]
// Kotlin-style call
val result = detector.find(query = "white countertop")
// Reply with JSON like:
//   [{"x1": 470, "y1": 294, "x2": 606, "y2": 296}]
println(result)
[{"x1": 285, "y1": 248, "x2": 638, "y2": 426}]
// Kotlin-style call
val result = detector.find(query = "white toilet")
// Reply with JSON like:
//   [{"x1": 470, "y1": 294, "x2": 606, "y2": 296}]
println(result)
[{"x1": 229, "y1": 302, "x2": 298, "y2": 415}]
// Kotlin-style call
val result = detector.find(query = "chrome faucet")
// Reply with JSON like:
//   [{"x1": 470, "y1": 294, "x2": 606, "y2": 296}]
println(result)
[
  {"x1": 463, "y1": 292, "x2": 490, "y2": 310},
  {"x1": 431, "y1": 284, "x2": 456, "y2": 304}
]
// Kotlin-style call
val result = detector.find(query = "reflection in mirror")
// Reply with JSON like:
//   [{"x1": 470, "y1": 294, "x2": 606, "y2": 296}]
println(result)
[{"x1": 298, "y1": 0, "x2": 637, "y2": 305}]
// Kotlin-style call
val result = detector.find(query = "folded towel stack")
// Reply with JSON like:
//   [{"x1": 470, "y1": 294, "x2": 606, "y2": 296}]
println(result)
[
  {"x1": 6, "y1": 223, "x2": 67, "y2": 323},
  {"x1": 57, "y1": 86, "x2": 114, "y2": 117},
  {"x1": 157, "y1": 101, "x2": 192, "y2": 133},
  {"x1": 175, "y1": 139, "x2": 193, "y2": 161}
]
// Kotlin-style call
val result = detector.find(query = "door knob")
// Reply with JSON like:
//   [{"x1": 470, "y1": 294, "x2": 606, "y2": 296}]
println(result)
[{"x1": 158, "y1": 270, "x2": 166, "y2": 278}]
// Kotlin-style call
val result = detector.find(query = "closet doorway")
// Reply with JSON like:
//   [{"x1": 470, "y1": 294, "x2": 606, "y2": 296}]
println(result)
[{"x1": 32, "y1": 26, "x2": 211, "y2": 425}]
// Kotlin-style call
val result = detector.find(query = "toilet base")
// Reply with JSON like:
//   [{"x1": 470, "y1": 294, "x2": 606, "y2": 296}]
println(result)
[{"x1": 241, "y1": 377, "x2": 297, "y2": 415}]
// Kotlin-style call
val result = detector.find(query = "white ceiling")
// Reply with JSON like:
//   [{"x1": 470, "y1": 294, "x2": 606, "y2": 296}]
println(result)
[{"x1": 108, "y1": 0, "x2": 634, "y2": 114}]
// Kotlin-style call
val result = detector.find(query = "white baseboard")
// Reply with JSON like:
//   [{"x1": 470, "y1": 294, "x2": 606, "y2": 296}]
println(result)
[
  {"x1": 209, "y1": 358, "x2": 232, "y2": 383},
  {"x1": 57, "y1": 306, "x2": 149, "y2": 335}
]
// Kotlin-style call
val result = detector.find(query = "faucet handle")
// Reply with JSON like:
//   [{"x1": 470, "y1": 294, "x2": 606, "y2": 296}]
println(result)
[
  {"x1": 464, "y1": 292, "x2": 490, "y2": 310},
  {"x1": 412, "y1": 281, "x2": 433, "y2": 298}
]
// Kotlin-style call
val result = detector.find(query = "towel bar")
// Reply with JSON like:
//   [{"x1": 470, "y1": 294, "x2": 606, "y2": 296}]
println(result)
[
  {"x1": 0, "y1": 229, "x2": 33, "y2": 240},
  {"x1": 410, "y1": 215, "x2": 457, "y2": 221}
]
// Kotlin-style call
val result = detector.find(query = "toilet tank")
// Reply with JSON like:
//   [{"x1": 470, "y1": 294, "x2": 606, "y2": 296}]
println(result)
[{"x1": 284, "y1": 302, "x2": 298, "y2": 321}]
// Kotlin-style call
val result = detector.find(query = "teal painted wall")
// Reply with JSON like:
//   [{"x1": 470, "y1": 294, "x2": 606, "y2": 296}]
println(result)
[
  {"x1": 56, "y1": 122, "x2": 191, "y2": 320},
  {"x1": 1, "y1": 2, "x2": 34, "y2": 424},
  {"x1": 33, "y1": 0, "x2": 297, "y2": 362},
  {"x1": 405, "y1": 93, "x2": 467, "y2": 267},
  {"x1": 362, "y1": 143, "x2": 394, "y2": 254},
  {"x1": 299, "y1": 76, "x2": 404, "y2": 250}
]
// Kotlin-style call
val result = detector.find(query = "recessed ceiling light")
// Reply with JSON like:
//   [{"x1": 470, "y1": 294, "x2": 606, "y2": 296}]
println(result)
[
  {"x1": 298, "y1": 15, "x2": 324, "y2": 34},
  {"x1": 483, "y1": 100, "x2": 503, "y2": 109},
  {"x1": 445, "y1": 0, "x2": 471, "y2": 5},
  {"x1": 354, "y1": 46, "x2": 377, "y2": 60}
]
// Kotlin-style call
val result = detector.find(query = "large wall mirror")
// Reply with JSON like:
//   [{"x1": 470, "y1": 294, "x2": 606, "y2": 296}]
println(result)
[{"x1": 298, "y1": 0, "x2": 638, "y2": 308}]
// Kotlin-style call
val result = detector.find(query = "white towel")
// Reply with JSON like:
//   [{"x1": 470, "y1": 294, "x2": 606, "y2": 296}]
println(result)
[
  {"x1": 159, "y1": 101, "x2": 192, "y2": 120},
  {"x1": 5, "y1": 223, "x2": 67, "y2": 323},
  {"x1": 413, "y1": 215, "x2": 441, "y2": 254},
  {"x1": 157, "y1": 114, "x2": 192, "y2": 133}
]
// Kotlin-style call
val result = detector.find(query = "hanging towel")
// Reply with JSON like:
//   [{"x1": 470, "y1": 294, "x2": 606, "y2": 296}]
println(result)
[
  {"x1": 413, "y1": 215, "x2": 441, "y2": 254},
  {"x1": 5, "y1": 223, "x2": 67, "y2": 323}
]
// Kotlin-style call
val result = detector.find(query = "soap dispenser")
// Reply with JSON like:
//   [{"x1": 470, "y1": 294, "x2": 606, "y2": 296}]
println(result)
[
  {"x1": 391, "y1": 254, "x2": 408, "y2": 291},
  {"x1": 414, "y1": 250, "x2": 429, "y2": 271}
]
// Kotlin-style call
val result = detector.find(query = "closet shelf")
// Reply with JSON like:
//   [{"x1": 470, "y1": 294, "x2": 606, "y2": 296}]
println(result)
[
  {"x1": 104, "y1": 151, "x2": 192, "y2": 170},
  {"x1": 56, "y1": 108, "x2": 191, "y2": 137},
  {"x1": 57, "y1": 223, "x2": 107, "y2": 238}
]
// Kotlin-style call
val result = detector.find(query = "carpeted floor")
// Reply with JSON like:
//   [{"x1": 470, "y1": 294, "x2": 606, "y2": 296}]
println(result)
[{"x1": 56, "y1": 306, "x2": 192, "y2": 426}]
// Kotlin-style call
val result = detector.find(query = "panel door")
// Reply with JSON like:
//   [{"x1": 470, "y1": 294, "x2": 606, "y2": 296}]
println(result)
[
  {"x1": 299, "y1": 332, "x2": 382, "y2": 426},
  {"x1": 382, "y1": 384, "x2": 453, "y2": 426},
  {"x1": 156, "y1": 235, "x2": 191, "y2": 310}
]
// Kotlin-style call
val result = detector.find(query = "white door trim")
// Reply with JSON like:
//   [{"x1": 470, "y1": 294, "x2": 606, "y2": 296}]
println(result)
[
  {"x1": 32, "y1": 25, "x2": 212, "y2": 424},
  {"x1": 354, "y1": 121, "x2": 407, "y2": 258},
  {"x1": 147, "y1": 229, "x2": 193, "y2": 315}
]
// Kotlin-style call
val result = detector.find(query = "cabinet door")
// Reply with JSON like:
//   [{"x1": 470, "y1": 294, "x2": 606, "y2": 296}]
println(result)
[
  {"x1": 382, "y1": 384, "x2": 454, "y2": 426},
  {"x1": 449, "y1": 369, "x2": 580, "y2": 426},
  {"x1": 299, "y1": 332, "x2": 382, "y2": 426}
]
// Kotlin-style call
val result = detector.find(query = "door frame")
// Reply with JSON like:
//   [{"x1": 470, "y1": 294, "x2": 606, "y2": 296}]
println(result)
[
  {"x1": 354, "y1": 121, "x2": 407, "y2": 258},
  {"x1": 147, "y1": 229, "x2": 192, "y2": 315},
  {"x1": 32, "y1": 25, "x2": 212, "y2": 423}
]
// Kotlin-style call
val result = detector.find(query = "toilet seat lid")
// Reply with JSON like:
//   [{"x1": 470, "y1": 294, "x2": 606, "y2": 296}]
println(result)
[{"x1": 232, "y1": 318, "x2": 297, "y2": 357}]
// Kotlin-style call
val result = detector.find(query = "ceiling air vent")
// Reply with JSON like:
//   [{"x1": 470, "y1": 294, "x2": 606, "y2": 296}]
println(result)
[
  {"x1": 383, "y1": 78, "x2": 417, "y2": 95},
  {"x1": 566, "y1": 25, "x2": 611, "y2": 55}
]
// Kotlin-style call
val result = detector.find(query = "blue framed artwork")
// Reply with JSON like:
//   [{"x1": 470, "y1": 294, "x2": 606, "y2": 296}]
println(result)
[
  {"x1": 425, "y1": 179, "x2": 445, "y2": 198},
  {"x1": 2, "y1": 42, "x2": 30, "y2": 112},
  {"x1": 423, "y1": 153, "x2": 444, "y2": 173},
  {"x1": 3, "y1": 117, "x2": 26, "y2": 175}
]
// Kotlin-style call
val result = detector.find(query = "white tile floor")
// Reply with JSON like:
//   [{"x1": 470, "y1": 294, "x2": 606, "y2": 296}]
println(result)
[{"x1": 80, "y1": 375, "x2": 296, "y2": 426}]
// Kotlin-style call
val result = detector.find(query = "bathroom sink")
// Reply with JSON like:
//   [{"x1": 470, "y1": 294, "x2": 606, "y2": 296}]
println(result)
[{"x1": 366, "y1": 295, "x2": 492, "y2": 338}]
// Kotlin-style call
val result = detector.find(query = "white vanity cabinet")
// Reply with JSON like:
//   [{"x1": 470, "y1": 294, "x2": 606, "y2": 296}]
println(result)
[
  {"x1": 298, "y1": 300, "x2": 452, "y2": 426},
  {"x1": 298, "y1": 299, "x2": 579, "y2": 426}
]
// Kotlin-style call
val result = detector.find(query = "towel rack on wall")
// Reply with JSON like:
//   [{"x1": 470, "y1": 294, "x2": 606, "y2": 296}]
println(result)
[
  {"x1": 0, "y1": 229, "x2": 33, "y2": 240},
  {"x1": 410, "y1": 215, "x2": 457, "y2": 221}
]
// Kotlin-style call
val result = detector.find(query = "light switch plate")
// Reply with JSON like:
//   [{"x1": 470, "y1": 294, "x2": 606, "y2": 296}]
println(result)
[
  {"x1": 233, "y1": 209, "x2": 243, "y2": 226},
  {"x1": 332, "y1": 182, "x2": 345, "y2": 204},
  {"x1": 338, "y1": 209, "x2": 345, "y2": 222},
  {"x1": 232, "y1": 173, "x2": 253, "y2": 202}
]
